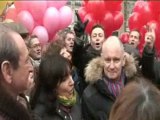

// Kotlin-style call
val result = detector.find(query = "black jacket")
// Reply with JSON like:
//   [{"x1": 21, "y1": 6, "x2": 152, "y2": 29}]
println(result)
[
  {"x1": 142, "y1": 46, "x2": 160, "y2": 85},
  {"x1": 0, "y1": 86, "x2": 32, "y2": 120},
  {"x1": 72, "y1": 36, "x2": 101, "y2": 94},
  {"x1": 82, "y1": 56, "x2": 137, "y2": 120}
]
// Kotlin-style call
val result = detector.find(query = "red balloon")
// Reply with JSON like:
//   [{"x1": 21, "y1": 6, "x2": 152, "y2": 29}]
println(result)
[
  {"x1": 113, "y1": 11, "x2": 124, "y2": 31},
  {"x1": 101, "y1": 11, "x2": 114, "y2": 37},
  {"x1": 149, "y1": 1, "x2": 160, "y2": 20},
  {"x1": 5, "y1": 8, "x2": 17, "y2": 21},
  {"x1": 105, "y1": 1, "x2": 122, "y2": 12},
  {"x1": 133, "y1": 1, "x2": 153, "y2": 25},
  {"x1": 86, "y1": 1, "x2": 106, "y2": 21},
  {"x1": 78, "y1": 7, "x2": 87, "y2": 22},
  {"x1": 128, "y1": 12, "x2": 143, "y2": 31},
  {"x1": 119, "y1": 32, "x2": 129, "y2": 44}
]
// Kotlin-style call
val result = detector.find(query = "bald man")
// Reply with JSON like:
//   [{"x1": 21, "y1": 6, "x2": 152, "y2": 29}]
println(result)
[{"x1": 82, "y1": 36, "x2": 137, "y2": 120}]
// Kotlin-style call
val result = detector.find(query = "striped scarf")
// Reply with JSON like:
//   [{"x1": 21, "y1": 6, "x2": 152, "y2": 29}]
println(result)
[{"x1": 103, "y1": 71, "x2": 125, "y2": 97}]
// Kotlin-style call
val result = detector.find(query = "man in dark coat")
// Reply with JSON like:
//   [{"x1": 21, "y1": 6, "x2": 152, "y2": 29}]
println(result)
[
  {"x1": 0, "y1": 29, "x2": 34, "y2": 120},
  {"x1": 72, "y1": 12, "x2": 105, "y2": 95},
  {"x1": 82, "y1": 36, "x2": 137, "y2": 120}
]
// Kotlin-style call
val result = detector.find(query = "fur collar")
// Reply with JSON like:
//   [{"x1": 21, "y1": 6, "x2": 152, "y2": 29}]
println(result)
[
  {"x1": 85, "y1": 54, "x2": 137, "y2": 84},
  {"x1": 0, "y1": 86, "x2": 31, "y2": 120}
]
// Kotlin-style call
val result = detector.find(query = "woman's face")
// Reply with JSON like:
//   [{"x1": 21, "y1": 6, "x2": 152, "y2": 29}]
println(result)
[{"x1": 57, "y1": 74, "x2": 74, "y2": 98}]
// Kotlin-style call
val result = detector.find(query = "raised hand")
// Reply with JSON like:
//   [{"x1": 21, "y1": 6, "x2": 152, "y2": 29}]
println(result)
[
  {"x1": 74, "y1": 10, "x2": 89, "y2": 37},
  {"x1": 145, "y1": 28, "x2": 156, "y2": 49}
]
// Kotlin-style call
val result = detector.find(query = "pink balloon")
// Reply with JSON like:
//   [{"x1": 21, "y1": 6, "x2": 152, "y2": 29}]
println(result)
[
  {"x1": 5, "y1": 8, "x2": 17, "y2": 21},
  {"x1": 17, "y1": 10, "x2": 34, "y2": 33},
  {"x1": 59, "y1": 6, "x2": 73, "y2": 30},
  {"x1": 32, "y1": 26, "x2": 49, "y2": 45},
  {"x1": 28, "y1": 1, "x2": 47, "y2": 22},
  {"x1": 14, "y1": 1, "x2": 29, "y2": 13},
  {"x1": 43, "y1": 7, "x2": 60, "y2": 34},
  {"x1": 47, "y1": 0, "x2": 67, "y2": 9}
]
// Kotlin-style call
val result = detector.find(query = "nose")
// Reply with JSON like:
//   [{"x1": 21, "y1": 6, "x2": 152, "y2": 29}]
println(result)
[
  {"x1": 69, "y1": 75, "x2": 74, "y2": 86},
  {"x1": 109, "y1": 60, "x2": 115, "y2": 69}
]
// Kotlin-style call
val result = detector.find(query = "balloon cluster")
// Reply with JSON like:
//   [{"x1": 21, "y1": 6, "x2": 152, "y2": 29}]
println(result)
[
  {"x1": 128, "y1": 1, "x2": 160, "y2": 53},
  {"x1": 78, "y1": 0, "x2": 123, "y2": 37},
  {"x1": 5, "y1": 0, "x2": 73, "y2": 44}
]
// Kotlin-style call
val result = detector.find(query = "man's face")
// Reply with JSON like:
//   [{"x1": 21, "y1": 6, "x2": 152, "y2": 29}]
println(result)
[
  {"x1": 29, "y1": 38, "x2": 42, "y2": 60},
  {"x1": 64, "y1": 33, "x2": 75, "y2": 53},
  {"x1": 91, "y1": 27, "x2": 105, "y2": 51},
  {"x1": 129, "y1": 31, "x2": 140, "y2": 48},
  {"x1": 12, "y1": 33, "x2": 34, "y2": 94},
  {"x1": 102, "y1": 44, "x2": 125, "y2": 81}
]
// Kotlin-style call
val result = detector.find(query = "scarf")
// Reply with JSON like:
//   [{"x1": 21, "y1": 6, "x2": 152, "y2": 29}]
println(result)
[
  {"x1": 103, "y1": 70, "x2": 125, "y2": 97},
  {"x1": 57, "y1": 90, "x2": 77, "y2": 107}
]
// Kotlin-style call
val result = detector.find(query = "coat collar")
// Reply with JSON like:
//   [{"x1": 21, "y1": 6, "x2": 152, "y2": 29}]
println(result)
[
  {"x1": 85, "y1": 54, "x2": 137, "y2": 84},
  {"x1": 0, "y1": 86, "x2": 31, "y2": 120}
]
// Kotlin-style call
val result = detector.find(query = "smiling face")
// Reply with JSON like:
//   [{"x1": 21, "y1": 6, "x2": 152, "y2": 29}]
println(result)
[
  {"x1": 101, "y1": 36, "x2": 125, "y2": 81},
  {"x1": 91, "y1": 27, "x2": 105, "y2": 51}
]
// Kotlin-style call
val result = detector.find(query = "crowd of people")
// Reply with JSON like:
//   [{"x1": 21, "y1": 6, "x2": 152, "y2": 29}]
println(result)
[{"x1": 0, "y1": 10, "x2": 160, "y2": 120}]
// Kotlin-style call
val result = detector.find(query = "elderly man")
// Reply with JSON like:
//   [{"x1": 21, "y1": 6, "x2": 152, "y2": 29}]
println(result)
[
  {"x1": 0, "y1": 30, "x2": 34, "y2": 120},
  {"x1": 82, "y1": 36, "x2": 137, "y2": 120},
  {"x1": 27, "y1": 35, "x2": 42, "y2": 68}
]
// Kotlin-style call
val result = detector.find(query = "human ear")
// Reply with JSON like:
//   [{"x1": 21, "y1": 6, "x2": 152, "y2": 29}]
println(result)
[{"x1": 1, "y1": 61, "x2": 13, "y2": 84}]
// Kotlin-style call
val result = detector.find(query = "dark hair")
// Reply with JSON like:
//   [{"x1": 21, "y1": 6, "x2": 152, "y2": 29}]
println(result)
[
  {"x1": 109, "y1": 77, "x2": 160, "y2": 120},
  {"x1": 91, "y1": 24, "x2": 105, "y2": 33},
  {"x1": 0, "y1": 31, "x2": 20, "y2": 71},
  {"x1": 40, "y1": 54, "x2": 71, "y2": 92},
  {"x1": 31, "y1": 54, "x2": 71, "y2": 109},
  {"x1": 129, "y1": 29, "x2": 141, "y2": 40},
  {"x1": 44, "y1": 39, "x2": 65, "y2": 56}
]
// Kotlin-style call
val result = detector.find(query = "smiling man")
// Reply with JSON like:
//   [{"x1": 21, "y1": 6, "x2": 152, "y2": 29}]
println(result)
[{"x1": 82, "y1": 36, "x2": 137, "y2": 120}]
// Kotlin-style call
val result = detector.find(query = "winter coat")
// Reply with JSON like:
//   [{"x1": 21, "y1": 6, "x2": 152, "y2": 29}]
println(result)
[
  {"x1": 82, "y1": 55, "x2": 137, "y2": 120},
  {"x1": 0, "y1": 86, "x2": 32, "y2": 120},
  {"x1": 72, "y1": 37, "x2": 101, "y2": 95},
  {"x1": 142, "y1": 46, "x2": 160, "y2": 85},
  {"x1": 33, "y1": 89, "x2": 82, "y2": 120}
]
